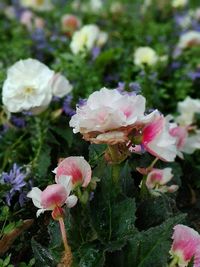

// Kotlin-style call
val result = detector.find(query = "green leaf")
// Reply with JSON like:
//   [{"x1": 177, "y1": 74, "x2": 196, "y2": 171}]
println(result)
[
  {"x1": 136, "y1": 196, "x2": 174, "y2": 230},
  {"x1": 78, "y1": 244, "x2": 105, "y2": 267},
  {"x1": 3, "y1": 222, "x2": 16, "y2": 235},
  {"x1": 125, "y1": 214, "x2": 186, "y2": 267},
  {"x1": 89, "y1": 144, "x2": 106, "y2": 167},
  {"x1": 36, "y1": 145, "x2": 51, "y2": 178},
  {"x1": 31, "y1": 239, "x2": 57, "y2": 267}
]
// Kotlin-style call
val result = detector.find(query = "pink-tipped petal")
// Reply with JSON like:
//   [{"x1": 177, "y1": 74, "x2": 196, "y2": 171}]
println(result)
[
  {"x1": 170, "y1": 224, "x2": 200, "y2": 266},
  {"x1": 41, "y1": 184, "x2": 68, "y2": 209},
  {"x1": 55, "y1": 156, "x2": 92, "y2": 188}
]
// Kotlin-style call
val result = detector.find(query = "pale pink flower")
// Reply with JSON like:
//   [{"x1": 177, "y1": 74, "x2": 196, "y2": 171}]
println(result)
[
  {"x1": 27, "y1": 176, "x2": 77, "y2": 217},
  {"x1": 146, "y1": 168, "x2": 178, "y2": 196},
  {"x1": 170, "y1": 224, "x2": 200, "y2": 267},
  {"x1": 69, "y1": 87, "x2": 148, "y2": 144},
  {"x1": 61, "y1": 14, "x2": 81, "y2": 34},
  {"x1": 54, "y1": 156, "x2": 92, "y2": 188},
  {"x1": 142, "y1": 113, "x2": 177, "y2": 162},
  {"x1": 20, "y1": 10, "x2": 33, "y2": 30}
]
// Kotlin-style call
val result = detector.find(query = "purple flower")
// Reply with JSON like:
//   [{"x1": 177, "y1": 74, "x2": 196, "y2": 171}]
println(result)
[
  {"x1": 77, "y1": 98, "x2": 87, "y2": 107},
  {"x1": 63, "y1": 95, "x2": 75, "y2": 116},
  {"x1": 0, "y1": 164, "x2": 29, "y2": 206},
  {"x1": 92, "y1": 47, "x2": 101, "y2": 60},
  {"x1": 11, "y1": 116, "x2": 26, "y2": 128},
  {"x1": 188, "y1": 69, "x2": 200, "y2": 80},
  {"x1": 171, "y1": 61, "x2": 181, "y2": 70},
  {"x1": 129, "y1": 82, "x2": 141, "y2": 94}
]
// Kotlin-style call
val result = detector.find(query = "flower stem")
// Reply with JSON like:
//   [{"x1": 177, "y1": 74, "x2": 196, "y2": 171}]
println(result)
[
  {"x1": 149, "y1": 157, "x2": 159, "y2": 170},
  {"x1": 59, "y1": 217, "x2": 72, "y2": 266},
  {"x1": 168, "y1": 257, "x2": 178, "y2": 267}
]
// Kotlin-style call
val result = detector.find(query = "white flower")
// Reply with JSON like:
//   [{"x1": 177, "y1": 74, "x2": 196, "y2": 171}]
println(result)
[
  {"x1": 70, "y1": 87, "x2": 146, "y2": 135},
  {"x1": 70, "y1": 24, "x2": 107, "y2": 54},
  {"x1": 182, "y1": 130, "x2": 200, "y2": 154},
  {"x1": 2, "y1": 58, "x2": 72, "y2": 113},
  {"x1": 177, "y1": 31, "x2": 200, "y2": 50},
  {"x1": 51, "y1": 73, "x2": 73, "y2": 98},
  {"x1": 176, "y1": 97, "x2": 200, "y2": 126},
  {"x1": 172, "y1": 0, "x2": 188, "y2": 8},
  {"x1": 2, "y1": 59, "x2": 54, "y2": 113},
  {"x1": 20, "y1": 0, "x2": 53, "y2": 11},
  {"x1": 134, "y1": 47, "x2": 159, "y2": 67},
  {"x1": 89, "y1": 0, "x2": 103, "y2": 12}
]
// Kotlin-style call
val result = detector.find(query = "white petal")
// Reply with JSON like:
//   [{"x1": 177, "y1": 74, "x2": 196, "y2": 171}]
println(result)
[
  {"x1": 27, "y1": 187, "x2": 42, "y2": 209},
  {"x1": 65, "y1": 195, "x2": 78, "y2": 208},
  {"x1": 36, "y1": 208, "x2": 47, "y2": 217},
  {"x1": 52, "y1": 167, "x2": 58, "y2": 174},
  {"x1": 57, "y1": 175, "x2": 73, "y2": 196}
]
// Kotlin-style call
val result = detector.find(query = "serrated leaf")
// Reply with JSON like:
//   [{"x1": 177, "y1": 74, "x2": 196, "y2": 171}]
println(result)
[
  {"x1": 125, "y1": 214, "x2": 186, "y2": 267},
  {"x1": 31, "y1": 239, "x2": 57, "y2": 267},
  {"x1": 136, "y1": 196, "x2": 174, "y2": 230},
  {"x1": 78, "y1": 244, "x2": 105, "y2": 267},
  {"x1": 89, "y1": 144, "x2": 106, "y2": 167}
]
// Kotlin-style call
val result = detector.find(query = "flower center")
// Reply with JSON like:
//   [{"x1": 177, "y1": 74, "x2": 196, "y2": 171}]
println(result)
[
  {"x1": 23, "y1": 87, "x2": 35, "y2": 95},
  {"x1": 35, "y1": 0, "x2": 44, "y2": 5}
]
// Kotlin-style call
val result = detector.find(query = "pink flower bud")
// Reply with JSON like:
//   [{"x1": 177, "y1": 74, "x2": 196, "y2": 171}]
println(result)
[{"x1": 54, "y1": 156, "x2": 92, "y2": 188}]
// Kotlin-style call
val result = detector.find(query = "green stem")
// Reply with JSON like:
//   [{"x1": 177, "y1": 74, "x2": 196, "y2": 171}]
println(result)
[
  {"x1": 112, "y1": 164, "x2": 121, "y2": 184},
  {"x1": 168, "y1": 257, "x2": 178, "y2": 267},
  {"x1": 149, "y1": 157, "x2": 159, "y2": 170}
]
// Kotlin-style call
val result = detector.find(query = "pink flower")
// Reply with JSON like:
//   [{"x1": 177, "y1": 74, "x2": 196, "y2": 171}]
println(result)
[
  {"x1": 146, "y1": 168, "x2": 178, "y2": 196},
  {"x1": 54, "y1": 156, "x2": 92, "y2": 188},
  {"x1": 61, "y1": 14, "x2": 81, "y2": 35},
  {"x1": 170, "y1": 126, "x2": 188, "y2": 150},
  {"x1": 170, "y1": 224, "x2": 200, "y2": 267},
  {"x1": 142, "y1": 113, "x2": 177, "y2": 162},
  {"x1": 27, "y1": 176, "x2": 77, "y2": 217},
  {"x1": 69, "y1": 87, "x2": 148, "y2": 144}
]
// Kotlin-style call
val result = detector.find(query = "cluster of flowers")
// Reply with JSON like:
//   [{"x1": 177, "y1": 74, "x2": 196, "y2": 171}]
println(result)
[{"x1": 28, "y1": 156, "x2": 91, "y2": 217}]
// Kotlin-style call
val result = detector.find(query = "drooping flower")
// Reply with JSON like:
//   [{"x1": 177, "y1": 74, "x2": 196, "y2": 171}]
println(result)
[
  {"x1": 134, "y1": 47, "x2": 159, "y2": 67},
  {"x1": 69, "y1": 87, "x2": 148, "y2": 144},
  {"x1": 27, "y1": 176, "x2": 77, "y2": 217},
  {"x1": 146, "y1": 168, "x2": 178, "y2": 196},
  {"x1": 2, "y1": 59, "x2": 72, "y2": 113},
  {"x1": 169, "y1": 224, "x2": 200, "y2": 267},
  {"x1": 172, "y1": 0, "x2": 188, "y2": 8},
  {"x1": 0, "y1": 164, "x2": 29, "y2": 206},
  {"x1": 176, "y1": 96, "x2": 200, "y2": 126},
  {"x1": 70, "y1": 24, "x2": 108, "y2": 55},
  {"x1": 142, "y1": 112, "x2": 177, "y2": 162},
  {"x1": 20, "y1": 0, "x2": 53, "y2": 11},
  {"x1": 53, "y1": 157, "x2": 92, "y2": 188}
]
